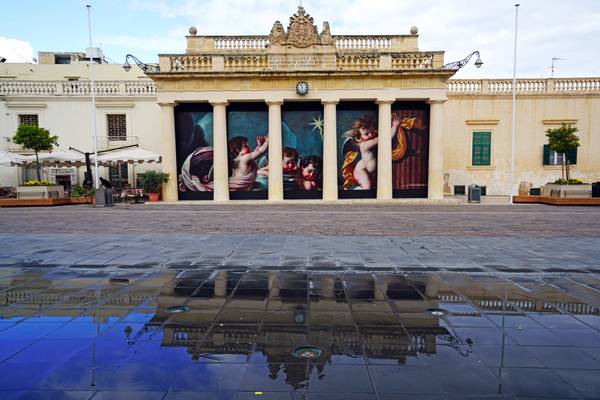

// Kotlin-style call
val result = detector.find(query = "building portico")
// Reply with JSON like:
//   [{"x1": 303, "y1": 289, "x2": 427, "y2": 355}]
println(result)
[{"x1": 150, "y1": 6, "x2": 454, "y2": 203}]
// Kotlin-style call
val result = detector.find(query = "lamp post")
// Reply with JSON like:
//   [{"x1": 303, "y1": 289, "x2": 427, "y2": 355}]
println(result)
[
  {"x1": 510, "y1": 4, "x2": 520, "y2": 204},
  {"x1": 122, "y1": 54, "x2": 160, "y2": 73},
  {"x1": 86, "y1": 5, "x2": 99, "y2": 190},
  {"x1": 443, "y1": 51, "x2": 484, "y2": 70}
]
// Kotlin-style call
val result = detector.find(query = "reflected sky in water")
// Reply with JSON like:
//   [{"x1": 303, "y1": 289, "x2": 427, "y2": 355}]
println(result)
[{"x1": 0, "y1": 269, "x2": 599, "y2": 399}]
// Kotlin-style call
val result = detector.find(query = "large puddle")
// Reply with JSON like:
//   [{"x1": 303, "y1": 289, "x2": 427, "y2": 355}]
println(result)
[{"x1": 0, "y1": 269, "x2": 599, "y2": 399}]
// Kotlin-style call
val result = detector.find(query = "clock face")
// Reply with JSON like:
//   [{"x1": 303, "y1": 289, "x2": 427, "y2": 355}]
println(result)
[{"x1": 296, "y1": 81, "x2": 309, "y2": 95}]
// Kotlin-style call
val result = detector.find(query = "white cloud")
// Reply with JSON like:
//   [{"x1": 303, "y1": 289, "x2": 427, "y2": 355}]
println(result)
[
  {"x1": 117, "y1": 0, "x2": 600, "y2": 78},
  {"x1": 0, "y1": 37, "x2": 34, "y2": 63}
]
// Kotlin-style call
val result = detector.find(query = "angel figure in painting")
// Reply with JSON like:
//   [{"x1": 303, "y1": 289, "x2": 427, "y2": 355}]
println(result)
[
  {"x1": 227, "y1": 135, "x2": 268, "y2": 191},
  {"x1": 296, "y1": 155, "x2": 322, "y2": 191},
  {"x1": 341, "y1": 117, "x2": 378, "y2": 190}
]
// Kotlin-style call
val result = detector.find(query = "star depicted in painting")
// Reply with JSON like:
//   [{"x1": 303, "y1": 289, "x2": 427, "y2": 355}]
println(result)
[{"x1": 309, "y1": 115, "x2": 324, "y2": 140}]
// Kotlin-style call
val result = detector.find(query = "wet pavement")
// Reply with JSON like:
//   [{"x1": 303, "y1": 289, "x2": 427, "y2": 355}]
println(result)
[{"x1": 1, "y1": 268, "x2": 599, "y2": 399}]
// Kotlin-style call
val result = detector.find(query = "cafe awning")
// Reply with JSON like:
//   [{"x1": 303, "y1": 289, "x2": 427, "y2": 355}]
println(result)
[
  {"x1": 91, "y1": 147, "x2": 162, "y2": 166},
  {"x1": 0, "y1": 150, "x2": 27, "y2": 166}
]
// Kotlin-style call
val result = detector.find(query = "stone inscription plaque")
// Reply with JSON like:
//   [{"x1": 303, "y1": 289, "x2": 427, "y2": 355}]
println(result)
[{"x1": 268, "y1": 54, "x2": 336, "y2": 71}]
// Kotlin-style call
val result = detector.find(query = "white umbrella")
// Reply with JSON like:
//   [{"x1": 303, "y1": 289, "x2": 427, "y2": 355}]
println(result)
[
  {"x1": 0, "y1": 150, "x2": 27, "y2": 166},
  {"x1": 22, "y1": 150, "x2": 86, "y2": 166},
  {"x1": 92, "y1": 147, "x2": 162, "y2": 166}
]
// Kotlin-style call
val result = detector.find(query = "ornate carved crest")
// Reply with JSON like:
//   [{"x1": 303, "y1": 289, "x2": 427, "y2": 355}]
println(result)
[
  {"x1": 287, "y1": 6, "x2": 319, "y2": 48},
  {"x1": 269, "y1": 21, "x2": 287, "y2": 45},
  {"x1": 268, "y1": 7, "x2": 333, "y2": 48}
]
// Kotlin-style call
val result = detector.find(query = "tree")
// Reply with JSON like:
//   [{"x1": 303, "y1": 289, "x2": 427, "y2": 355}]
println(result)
[
  {"x1": 12, "y1": 125, "x2": 59, "y2": 181},
  {"x1": 545, "y1": 124, "x2": 579, "y2": 180}
]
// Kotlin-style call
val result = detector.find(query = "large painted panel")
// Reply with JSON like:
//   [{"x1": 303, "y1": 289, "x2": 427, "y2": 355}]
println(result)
[
  {"x1": 391, "y1": 102, "x2": 430, "y2": 198},
  {"x1": 227, "y1": 103, "x2": 269, "y2": 200},
  {"x1": 175, "y1": 103, "x2": 214, "y2": 200},
  {"x1": 282, "y1": 103, "x2": 324, "y2": 199},
  {"x1": 337, "y1": 102, "x2": 378, "y2": 199}
]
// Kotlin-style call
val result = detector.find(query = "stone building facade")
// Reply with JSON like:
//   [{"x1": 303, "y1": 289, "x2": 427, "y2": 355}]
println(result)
[{"x1": 1, "y1": 7, "x2": 598, "y2": 201}]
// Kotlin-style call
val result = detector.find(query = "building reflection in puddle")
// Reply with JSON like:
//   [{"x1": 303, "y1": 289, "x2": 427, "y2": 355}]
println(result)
[{"x1": 0, "y1": 269, "x2": 598, "y2": 397}]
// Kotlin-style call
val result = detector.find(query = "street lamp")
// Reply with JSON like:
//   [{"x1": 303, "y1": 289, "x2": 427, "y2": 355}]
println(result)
[
  {"x1": 444, "y1": 51, "x2": 484, "y2": 70},
  {"x1": 122, "y1": 54, "x2": 160, "y2": 73}
]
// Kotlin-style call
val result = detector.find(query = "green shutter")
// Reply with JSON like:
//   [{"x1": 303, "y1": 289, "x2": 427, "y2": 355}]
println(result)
[
  {"x1": 566, "y1": 148, "x2": 577, "y2": 165},
  {"x1": 543, "y1": 144, "x2": 550, "y2": 165},
  {"x1": 472, "y1": 132, "x2": 491, "y2": 166}
]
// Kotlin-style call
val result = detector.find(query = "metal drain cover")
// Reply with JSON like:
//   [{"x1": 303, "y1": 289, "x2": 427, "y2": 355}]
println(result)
[
  {"x1": 167, "y1": 305, "x2": 190, "y2": 314},
  {"x1": 292, "y1": 346, "x2": 322, "y2": 359}
]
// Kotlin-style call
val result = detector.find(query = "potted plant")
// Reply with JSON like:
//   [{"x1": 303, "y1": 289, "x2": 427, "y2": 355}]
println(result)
[
  {"x1": 542, "y1": 124, "x2": 590, "y2": 198},
  {"x1": 138, "y1": 170, "x2": 169, "y2": 202},
  {"x1": 70, "y1": 184, "x2": 95, "y2": 204}
]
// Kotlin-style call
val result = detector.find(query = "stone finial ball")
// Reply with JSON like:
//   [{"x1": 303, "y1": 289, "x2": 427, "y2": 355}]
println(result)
[
  {"x1": 410, "y1": 26, "x2": 419, "y2": 35},
  {"x1": 189, "y1": 26, "x2": 198, "y2": 36}
]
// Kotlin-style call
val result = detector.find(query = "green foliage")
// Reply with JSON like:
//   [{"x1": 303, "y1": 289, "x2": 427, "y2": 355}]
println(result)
[
  {"x1": 545, "y1": 124, "x2": 580, "y2": 180},
  {"x1": 12, "y1": 125, "x2": 59, "y2": 181},
  {"x1": 554, "y1": 178, "x2": 585, "y2": 185},
  {"x1": 71, "y1": 185, "x2": 95, "y2": 198},
  {"x1": 12, "y1": 125, "x2": 59, "y2": 153},
  {"x1": 138, "y1": 170, "x2": 169, "y2": 193}
]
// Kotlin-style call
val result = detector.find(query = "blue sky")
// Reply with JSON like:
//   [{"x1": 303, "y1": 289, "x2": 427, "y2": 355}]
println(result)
[{"x1": 2, "y1": 0, "x2": 600, "y2": 78}]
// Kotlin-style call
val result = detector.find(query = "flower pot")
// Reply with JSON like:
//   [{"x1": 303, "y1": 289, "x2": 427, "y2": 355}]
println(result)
[{"x1": 148, "y1": 192, "x2": 159, "y2": 202}]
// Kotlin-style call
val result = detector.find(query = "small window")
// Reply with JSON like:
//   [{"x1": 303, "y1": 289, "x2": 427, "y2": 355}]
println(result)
[
  {"x1": 107, "y1": 114, "x2": 127, "y2": 141},
  {"x1": 54, "y1": 55, "x2": 71, "y2": 64},
  {"x1": 472, "y1": 131, "x2": 491, "y2": 166},
  {"x1": 18, "y1": 114, "x2": 39, "y2": 127},
  {"x1": 543, "y1": 144, "x2": 577, "y2": 165}
]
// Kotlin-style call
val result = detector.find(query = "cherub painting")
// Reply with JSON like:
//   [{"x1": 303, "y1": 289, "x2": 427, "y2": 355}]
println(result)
[
  {"x1": 175, "y1": 108, "x2": 215, "y2": 197},
  {"x1": 281, "y1": 105, "x2": 324, "y2": 197},
  {"x1": 227, "y1": 135, "x2": 268, "y2": 191},
  {"x1": 341, "y1": 117, "x2": 378, "y2": 190}
]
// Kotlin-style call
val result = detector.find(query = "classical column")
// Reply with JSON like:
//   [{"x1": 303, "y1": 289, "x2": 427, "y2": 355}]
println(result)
[
  {"x1": 376, "y1": 100, "x2": 394, "y2": 200},
  {"x1": 211, "y1": 101, "x2": 229, "y2": 202},
  {"x1": 322, "y1": 100, "x2": 339, "y2": 201},
  {"x1": 159, "y1": 102, "x2": 178, "y2": 202},
  {"x1": 267, "y1": 101, "x2": 284, "y2": 201},
  {"x1": 214, "y1": 271, "x2": 227, "y2": 298},
  {"x1": 427, "y1": 99, "x2": 446, "y2": 200}
]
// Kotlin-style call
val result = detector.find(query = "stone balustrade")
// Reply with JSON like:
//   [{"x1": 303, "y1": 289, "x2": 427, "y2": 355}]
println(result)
[
  {"x1": 0, "y1": 80, "x2": 156, "y2": 96},
  {"x1": 161, "y1": 51, "x2": 440, "y2": 72},
  {"x1": 213, "y1": 36, "x2": 270, "y2": 50},
  {"x1": 334, "y1": 35, "x2": 393, "y2": 50},
  {"x1": 448, "y1": 78, "x2": 600, "y2": 95}
]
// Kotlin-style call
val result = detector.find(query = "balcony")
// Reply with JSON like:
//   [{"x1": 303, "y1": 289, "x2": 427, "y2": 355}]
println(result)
[
  {"x1": 97, "y1": 136, "x2": 139, "y2": 151},
  {"x1": 0, "y1": 80, "x2": 157, "y2": 97},
  {"x1": 448, "y1": 78, "x2": 600, "y2": 95}
]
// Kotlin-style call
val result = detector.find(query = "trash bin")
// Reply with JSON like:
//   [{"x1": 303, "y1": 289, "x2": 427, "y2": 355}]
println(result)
[
  {"x1": 95, "y1": 188, "x2": 114, "y2": 207},
  {"x1": 468, "y1": 184, "x2": 481, "y2": 203},
  {"x1": 593, "y1": 182, "x2": 600, "y2": 198}
]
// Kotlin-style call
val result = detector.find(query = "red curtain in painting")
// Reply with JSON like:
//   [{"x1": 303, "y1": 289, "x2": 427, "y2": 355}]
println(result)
[{"x1": 391, "y1": 108, "x2": 430, "y2": 192}]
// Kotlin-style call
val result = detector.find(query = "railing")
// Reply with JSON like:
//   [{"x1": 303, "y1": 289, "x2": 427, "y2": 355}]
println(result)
[
  {"x1": 224, "y1": 55, "x2": 268, "y2": 71},
  {"x1": 337, "y1": 54, "x2": 380, "y2": 70},
  {"x1": 334, "y1": 35, "x2": 393, "y2": 50},
  {"x1": 0, "y1": 80, "x2": 157, "y2": 97},
  {"x1": 213, "y1": 36, "x2": 269, "y2": 50},
  {"x1": 97, "y1": 136, "x2": 139, "y2": 151},
  {"x1": 392, "y1": 53, "x2": 433, "y2": 70},
  {"x1": 449, "y1": 78, "x2": 600, "y2": 95}
]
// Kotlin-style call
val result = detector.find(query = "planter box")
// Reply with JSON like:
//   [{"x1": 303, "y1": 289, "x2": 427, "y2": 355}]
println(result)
[
  {"x1": 16, "y1": 185, "x2": 65, "y2": 200},
  {"x1": 69, "y1": 197, "x2": 93, "y2": 204},
  {"x1": 541, "y1": 183, "x2": 591, "y2": 198}
]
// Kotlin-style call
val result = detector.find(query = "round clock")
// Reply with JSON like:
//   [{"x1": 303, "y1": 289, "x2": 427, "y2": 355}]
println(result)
[{"x1": 296, "y1": 81, "x2": 309, "y2": 96}]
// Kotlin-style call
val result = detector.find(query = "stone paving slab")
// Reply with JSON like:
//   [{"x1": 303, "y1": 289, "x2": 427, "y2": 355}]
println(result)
[
  {"x1": 1, "y1": 203, "x2": 600, "y2": 237},
  {"x1": 1, "y1": 233, "x2": 599, "y2": 274}
]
